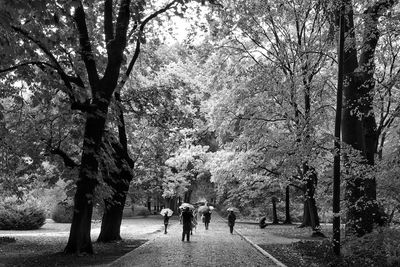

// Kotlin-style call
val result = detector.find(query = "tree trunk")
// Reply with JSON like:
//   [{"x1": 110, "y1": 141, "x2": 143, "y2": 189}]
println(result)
[
  {"x1": 97, "y1": 133, "x2": 132, "y2": 242},
  {"x1": 341, "y1": 0, "x2": 394, "y2": 236},
  {"x1": 97, "y1": 90, "x2": 134, "y2": 242},
  {"x1": 184, "y1": 190, "x2": 192, "y2": 203},
  {"x1": 271, "y1": 197, "x2": 279, "y2": 224},
  {"x1": 283, "y1": 185, "x2": 292, "y2": 224},
  {"x1": 299, "y1": 165, "x2": 322, "y2": 233},
  {"x1": 64, "y1": 109, "x2": 108, "y2": 254}
]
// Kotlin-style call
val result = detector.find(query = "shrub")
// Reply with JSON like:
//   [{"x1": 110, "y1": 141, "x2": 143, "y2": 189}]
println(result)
[
  {"x1": 0, "y1": 236, "x2": 16, "y2": 244},
  {"x1": 52, "y1": 201, "x2": 102, "y2": 223},
  {"x1": 341, "y1": 227, "x2": 400, "y2": 267},
  {"x1": 52, "y1": 201, "x2": 74, "y2": 223},
  {"x1": 131, "y1": 205, "x2": 150, "y2": 216},
  {"x1": 0, "y1": 201, "x2": 46, "y2": 230}
]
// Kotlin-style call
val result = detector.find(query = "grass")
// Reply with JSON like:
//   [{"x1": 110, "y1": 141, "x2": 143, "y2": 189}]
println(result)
[
  {"x1": 258, "y1": 223, "x2": 400, "y2": 267},
  {"x1": 0, "y1": 216, "x2": 169, "y2": 267}
]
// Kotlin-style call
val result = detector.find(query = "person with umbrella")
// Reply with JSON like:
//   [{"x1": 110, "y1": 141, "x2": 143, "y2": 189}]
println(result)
[
  {"x1": 227, "y1": 210, "x2": 236, "y2": 234},
  {"x1": 198, "y1": 205, "x2": 211, "y2": 230},
  {"x1": 160, "y1": 208, "x2": 173, "y2": 234},
  {"x1": 203, "y1": 210, "x2": 211, "y2": 230},
  {"x1": 181, "y1": 207, "x2": 193, "y2": 242}
]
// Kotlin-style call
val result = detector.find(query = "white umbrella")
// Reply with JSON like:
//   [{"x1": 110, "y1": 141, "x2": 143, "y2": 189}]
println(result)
[
  {"x1": 227, "y1": 207, "x2": 239, "y2": 212},
  {"x1": 160, "y1": 208, "x2": 173, "y2": 216},
  {"x1": 198, "y1": 205, "x2": 210, "y2": 214},
  {"x1": 209, "y1": 206, "x2": 215, "y2": 211},
  {"x1": 179, "y1": 203, "x2": 195, "y2": 210}
]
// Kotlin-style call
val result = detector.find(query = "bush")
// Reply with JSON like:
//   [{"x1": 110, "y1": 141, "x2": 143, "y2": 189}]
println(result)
[
  {"x1": 0, "y1": 201, "x2": 46, "y2": 230},
  {"x1": 52, "y1": 201, "x2": 74, "y2": 223},
  {"x1": 131, "y1": 205, "x2": 150, "y2": 216},
  {"x1": 52, "y1": 201, "x2": 102, "y2": 223},
  {"x1": 341, "y1": 227, "x2": 400, "y2": 267}
]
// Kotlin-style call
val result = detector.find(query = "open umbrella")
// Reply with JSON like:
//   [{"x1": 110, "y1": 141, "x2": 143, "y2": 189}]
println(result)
[
  {"x1": 197, "y1": 205, "x2": 210, "y2": 214},
  {"x1": 227, "y1": 207, "x2": 239, "y2": 213},
  {"x1": 179, "y1": 203, "x2": 195, "y2": 210},
  {"x1": 160, "y1": 208, "x2": 173, "y2": 216}
]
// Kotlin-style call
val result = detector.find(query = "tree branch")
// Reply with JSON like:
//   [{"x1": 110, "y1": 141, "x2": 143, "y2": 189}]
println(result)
[
  {"x1": 50, "y1": 147, "x2": 79, "y2": 168},
  {"x1": 0, "y1": 61, "x2": 57, "y2": 74},
  {"x1": 73, "y1": 1, "x2": 100, "y2": 90},
  {"x1": 104, "y1": 0, "x2": 114, "y2": 45}
]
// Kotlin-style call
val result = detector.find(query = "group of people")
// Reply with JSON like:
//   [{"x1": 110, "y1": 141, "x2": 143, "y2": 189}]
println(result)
[{"x1": 163, "y1": 206, "x2": 237, "y2": 242}]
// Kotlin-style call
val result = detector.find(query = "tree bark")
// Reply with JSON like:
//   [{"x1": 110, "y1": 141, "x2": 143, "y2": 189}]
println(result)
[
  {"x1": 64, "y1": 107, "x2": 108, "y2": 254},
  {"x1": 271, "y1": 197, "x2": 279, "y2": 224},
  {"x1": 299, "y1": 165, "x2": 321, "y2": 232},
  {"x1": 97, "y1": 132, "x2": 132, "y2": 242},
  {"x1": 341, "y1": 0, "x2": 395, "y2": 236},
  {"x1": 283, "y1": 185, "x2": 292, "y2": 224}
]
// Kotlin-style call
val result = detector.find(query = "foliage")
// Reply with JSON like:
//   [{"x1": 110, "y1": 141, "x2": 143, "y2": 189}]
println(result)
[
  {"x1": 0, "y1": 198, "x2": 46, "y2": 230},
  {"x1": 52, "y1": 200, "x2": 102, "y2": 223},
  {"x1": 131, "y1": 205, "x2": 151, "y2": 217},
  {"x1": 341, "y1": 227, "x2": 400, "y2": 267},
  {"x1": 51, "y1": 200, "x2": 75, "y2": 223},
  {"x1": 0, "y1": 236, "x2": 16, "y2": 244}
]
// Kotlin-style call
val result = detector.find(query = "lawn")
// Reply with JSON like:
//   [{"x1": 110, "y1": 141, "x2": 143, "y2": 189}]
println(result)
[
  {"x1": 0, "y1": 216, "x2": 173, "y2": 267},
  {"x1": 258, "y1": 223, "x2": 400, "y2": 267}
]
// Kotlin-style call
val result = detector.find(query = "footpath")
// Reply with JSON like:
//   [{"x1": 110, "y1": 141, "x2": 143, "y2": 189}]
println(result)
[{"x1": 109, "y1": 213, "x2": 295, "y2": 267}]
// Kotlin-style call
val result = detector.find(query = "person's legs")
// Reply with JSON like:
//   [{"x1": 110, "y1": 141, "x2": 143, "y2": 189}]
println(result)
[
  {"x1": 229, "y1": 225, "x2": 233, "y2": 234},
  {"x1": 186, "y1": 231, "x2": 190, "y2": 241},
  {"x1": 165, "y1": 224, "x2": 168, "y2": 234}
]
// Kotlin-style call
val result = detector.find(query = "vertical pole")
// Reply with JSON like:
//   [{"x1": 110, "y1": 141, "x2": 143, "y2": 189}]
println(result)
[{"x1": 333, "y1": 2, "x2": 345, "y2": 256}]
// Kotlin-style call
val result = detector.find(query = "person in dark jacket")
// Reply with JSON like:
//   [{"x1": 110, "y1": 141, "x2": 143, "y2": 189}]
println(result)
[
  {"x1": 181, "y1": 207, "x2": 193, "y2": 241},
  {"x1": 227, "y1": 210, "x2": 236, "y2": 234},
  {"x1": 203, "y1": 210, "x2": 211, "y2": 230},
  {"x1": 163, "y1": 213, "x2": 170, "y2": 234}
]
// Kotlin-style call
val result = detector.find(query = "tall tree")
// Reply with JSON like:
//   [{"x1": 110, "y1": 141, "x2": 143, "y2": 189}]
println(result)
[
  {"x1": 0, "y1": 0, "x2": 220, "y2": 254},
  {"x1": 339, "y1": 0, "x2": 398, "y2": 236},
  {"x1": 208, "y1": 0, "x2": 335, "y2": 233}
]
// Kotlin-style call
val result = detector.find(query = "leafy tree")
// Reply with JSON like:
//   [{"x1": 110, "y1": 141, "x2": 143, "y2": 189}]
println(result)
[
  {"x1": 336, "y1": 0, "x2": 399, "y2": 236},
  {"x1": 0, "y1": 0, "x2": 220, "y2": 254},
  {"x1": 205, "y1": 0, "x2": 335, "y2": 233}
]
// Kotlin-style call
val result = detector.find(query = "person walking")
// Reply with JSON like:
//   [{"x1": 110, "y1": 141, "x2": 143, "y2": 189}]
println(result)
[
  {"x1": 181, "y1": 207, "x2": 193, "y2": 242},
  {"x1": 163, "y1": 213, "x2": 170, "y2": 234},
  {"x1": 227, "y1": 210, "x2": 236, "y2": 234},
  {"x1": 203, "y1": 210, "x2": 211, "y2": 230}
]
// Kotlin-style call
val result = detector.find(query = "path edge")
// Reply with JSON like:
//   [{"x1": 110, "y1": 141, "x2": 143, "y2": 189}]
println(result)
[{"x1": 234, "y1": 228, "x2": 287, "y2": 267}]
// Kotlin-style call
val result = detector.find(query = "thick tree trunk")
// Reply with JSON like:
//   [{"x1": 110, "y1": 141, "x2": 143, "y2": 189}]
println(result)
[
  {"x1": 299, "y1": 165, "x2": 322, "y2": 234},
  {"x1": 64, "y1": 109, "x2": 107, "y2": 254},
  {"x1": 283, "y1": 185, "x2": 292, "y2": 224},
  {"x1": 341, "y1": 0, "x2": 394, "y2": 236},
  {"x1": 97, "y1": 136, "x2": 132, "y2": 242},
  {"x1": 97, "y1": 90, "x2": 134, "y2": 242}
]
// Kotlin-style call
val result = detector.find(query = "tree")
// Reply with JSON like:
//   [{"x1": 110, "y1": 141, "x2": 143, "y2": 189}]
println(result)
[
  {"x1": 0, "y1": 0, "x2": 220, "y2": 254},
  {"x1": 338, "y1": 0, "x2": 398, "y2": 236},
  {"x1": 206, "y1": 0, "x2": 335, "y2": 233}
]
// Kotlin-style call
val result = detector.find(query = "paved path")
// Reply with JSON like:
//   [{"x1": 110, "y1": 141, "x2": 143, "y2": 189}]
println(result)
[{"x1": 109, "y1": 213, "x2": 279, "y2": 267}]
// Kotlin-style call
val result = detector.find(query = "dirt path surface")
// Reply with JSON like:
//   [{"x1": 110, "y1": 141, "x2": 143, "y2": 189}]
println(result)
[{"x1": 109, "y1": 213, "x2": 281, "y2": 267}]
